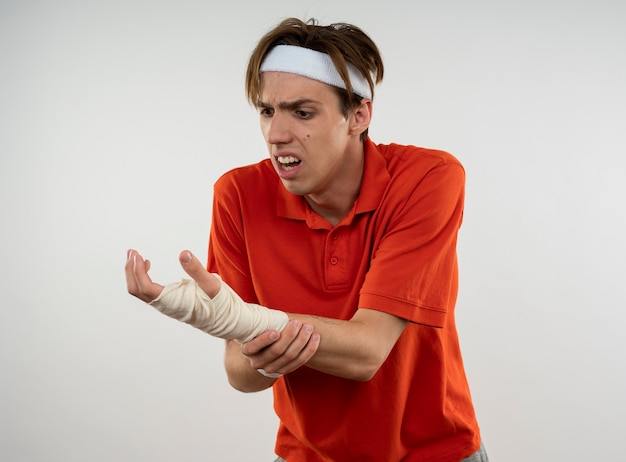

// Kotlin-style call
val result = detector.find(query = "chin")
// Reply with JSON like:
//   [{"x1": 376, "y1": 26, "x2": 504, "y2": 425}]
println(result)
[{"x1": 280, "y1": 179, "x2": 308, "y2": 196}]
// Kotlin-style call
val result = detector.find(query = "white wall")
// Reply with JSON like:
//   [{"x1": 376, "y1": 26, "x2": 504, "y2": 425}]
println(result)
[{"x1": 1, "y1": 1, "x2": 624, "y2": 460}]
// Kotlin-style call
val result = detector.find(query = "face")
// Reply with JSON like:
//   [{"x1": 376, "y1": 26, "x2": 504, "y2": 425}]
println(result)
[{"x1": 257, "y1": 71, "x2": 369, "y2": 207}]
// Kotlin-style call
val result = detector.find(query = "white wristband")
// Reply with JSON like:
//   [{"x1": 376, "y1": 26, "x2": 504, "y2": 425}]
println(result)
[{"x1": 257, "y1": 368, "x2": 283, "y2": 379}]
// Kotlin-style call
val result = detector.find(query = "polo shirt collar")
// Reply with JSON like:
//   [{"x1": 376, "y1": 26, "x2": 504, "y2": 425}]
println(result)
[{"x1": 275, "y1": 138, "x2": 390, "y2": 224}]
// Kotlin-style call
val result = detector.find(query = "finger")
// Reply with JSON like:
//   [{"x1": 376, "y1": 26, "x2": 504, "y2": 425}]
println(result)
[
  {"x1": 125, "y1": 249, "x2": 139, "y2": 294},
  {"x1": 262, "y1": 322, "x2": 318, "y2": 372},
  {"x1": 241, "y1": 329, "x2": 282, "y2": 356},
  {"x1": 133, "y1": 252, "x2": 162, "y2": 300},
  {"x1": 128, "y1": 250, "x2": 163, "y2": 302},
  {"x1": 247, "y1": 320, "x2": 316, "y2": 371},
  {"x1": 274, "y1": 331, "x2": 320, "y2": 374},
  {"x1": 245, "y1": 320, "x2": 302, "y2": 364},
  {"x1": 178, "y1": 250, "x2": 221, "y2": 298}
]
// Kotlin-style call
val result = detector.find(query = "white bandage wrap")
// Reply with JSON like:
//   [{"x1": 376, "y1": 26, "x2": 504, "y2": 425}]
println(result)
[
  {"x1": 260, "y1": 44, "x2": 373, "y2": 99},
  {"x1": 149, "y1": 277, "x2": 289, "y2": 343}
]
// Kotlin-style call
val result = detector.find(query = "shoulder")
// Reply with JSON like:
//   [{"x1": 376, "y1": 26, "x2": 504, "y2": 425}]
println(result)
[
  {"x1": 375, "y1": 142, "x2": 463, "y2": 172},
  {"x1": 214, "y1": 159, "x2": 276, "y2": 195},
  {"x1": 369, "y1": 141, "x2": 465, "y2": 191}
]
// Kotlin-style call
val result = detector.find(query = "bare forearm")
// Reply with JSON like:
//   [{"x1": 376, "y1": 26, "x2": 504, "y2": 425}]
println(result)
[
  {"x1": 288, "y1": 310, "x2": 407, "y2": 381},
  {"x1": 224, "y1": 309, "x2": 406, "y2": 388},
  {"x1": 224, "y1": 339, "x2": 277, "y2": 392}
]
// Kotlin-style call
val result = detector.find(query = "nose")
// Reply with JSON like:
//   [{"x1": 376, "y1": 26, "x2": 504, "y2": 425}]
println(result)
[{"x1": 264, "y1": 112, "x2": 292, "y2": 145}]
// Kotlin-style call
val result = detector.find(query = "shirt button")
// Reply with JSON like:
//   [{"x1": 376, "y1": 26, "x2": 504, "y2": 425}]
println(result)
[{"x1": 330, "y1": 257, "x2": 338, "y2": 265}]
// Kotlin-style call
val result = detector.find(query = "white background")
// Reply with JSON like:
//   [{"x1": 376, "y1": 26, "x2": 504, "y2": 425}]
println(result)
[{"x1": 1, "y1": 0, "x2": 625, "y2": 460}]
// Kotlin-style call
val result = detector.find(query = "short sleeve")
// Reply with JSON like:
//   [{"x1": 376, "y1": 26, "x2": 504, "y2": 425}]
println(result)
[{"x1": 358, "y1": 160, "x2": 465, "y2": 327}]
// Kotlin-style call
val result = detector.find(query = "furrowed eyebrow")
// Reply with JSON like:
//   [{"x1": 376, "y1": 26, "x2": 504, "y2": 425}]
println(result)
[{"x1": 256, "y1": 98, "x2": 318, "y2": 110}]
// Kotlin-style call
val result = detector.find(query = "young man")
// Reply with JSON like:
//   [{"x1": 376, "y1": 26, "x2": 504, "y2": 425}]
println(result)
[{"x1": 126, "y1": 17, "x2": 488, "y2": 462}]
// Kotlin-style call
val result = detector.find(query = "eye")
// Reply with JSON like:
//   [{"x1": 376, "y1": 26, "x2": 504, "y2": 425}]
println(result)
[
  {"x1": 295, "y1": 109, "x2": 312, "y2": 119},
  {"x1": 259, "y1": 107, "x2": 274, "y2": 117}
]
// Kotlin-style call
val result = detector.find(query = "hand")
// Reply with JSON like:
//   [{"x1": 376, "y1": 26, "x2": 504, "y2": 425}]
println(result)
[
  {"x1": 125, "y1": 249, "x2": 163, "y2": 302},
  {"x1": 125, "y1": 249, "x2": 221, "y2": 303},
  {"x1": 241, "y1": 319, "x2": 321, "y2": 376},
  {"x1": 175, "y1": 249, "x2": 221, "y2": 298}
]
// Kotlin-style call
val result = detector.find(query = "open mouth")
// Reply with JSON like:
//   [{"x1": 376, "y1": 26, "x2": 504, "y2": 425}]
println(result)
[{"x1": 277, "y1": 155, "x2": 302, "y2": 171}]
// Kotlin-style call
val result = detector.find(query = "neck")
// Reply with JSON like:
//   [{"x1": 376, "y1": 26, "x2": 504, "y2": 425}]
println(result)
[
  {"x1": 305, "y1": 197, "x2": 354, "y2": 226},
  {"x1": 305, "y1": 150, "x2": 364, "y2": 226}
]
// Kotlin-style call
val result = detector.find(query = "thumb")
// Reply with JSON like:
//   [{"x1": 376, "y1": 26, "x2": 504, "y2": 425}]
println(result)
[{"x1": 179, "y1": 250, "x2": 221, "y2": 298}]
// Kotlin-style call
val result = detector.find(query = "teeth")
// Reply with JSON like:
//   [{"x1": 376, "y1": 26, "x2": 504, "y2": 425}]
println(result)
[{"x1": 277, "y1": 156, "x2": 300, "y2": 164}]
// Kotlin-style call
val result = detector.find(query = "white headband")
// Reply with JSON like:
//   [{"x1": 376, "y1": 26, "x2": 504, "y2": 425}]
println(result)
[{"x1": 259, "y1": 45, "x2": 373, "y2": 99}]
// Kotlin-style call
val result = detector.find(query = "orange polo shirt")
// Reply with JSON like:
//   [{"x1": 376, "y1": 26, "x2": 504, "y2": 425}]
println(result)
[{"x1": 207, "y1": 139, "x2": 481, "y2": 461}]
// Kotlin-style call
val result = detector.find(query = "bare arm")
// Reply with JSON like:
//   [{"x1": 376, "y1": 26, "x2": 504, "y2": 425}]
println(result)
[
  {"x1": 294, "y1": 309, "x2": 407, "y2": 380},
  {"x1": 230, "y1": 308, "x2": 407, "y2": 387}
]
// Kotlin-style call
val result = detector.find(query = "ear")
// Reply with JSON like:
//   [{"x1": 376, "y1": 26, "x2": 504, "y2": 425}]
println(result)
[{"x1": 349, "y1": 99, "x2": 372, "y2": 136}]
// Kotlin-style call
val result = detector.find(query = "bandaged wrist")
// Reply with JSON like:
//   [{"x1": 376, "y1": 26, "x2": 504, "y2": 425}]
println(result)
[{"x1": 149, "y1": 276, "x2": 289, "y2": 343}]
